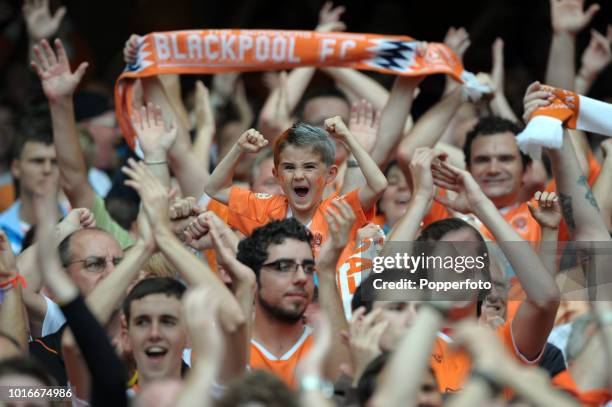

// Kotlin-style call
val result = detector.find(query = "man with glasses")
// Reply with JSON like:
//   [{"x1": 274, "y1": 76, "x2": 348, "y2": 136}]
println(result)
[
  {"x1": 236, "y1": 218, "x2": 317, "y2": 388},
  {"x1": 32, "y1": 228, "x2": 124, "y2": 338}
]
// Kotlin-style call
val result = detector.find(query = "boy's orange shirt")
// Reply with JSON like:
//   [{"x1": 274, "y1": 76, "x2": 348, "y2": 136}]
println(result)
[
  {"x1": 226, "y1": 186, "x2": 372, "y2": 269},
  {"x1": 249, "y1": 327, "x2": 314, "y2": 388}
]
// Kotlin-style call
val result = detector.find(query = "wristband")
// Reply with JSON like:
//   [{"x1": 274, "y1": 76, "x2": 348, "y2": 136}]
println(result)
[
  {"x1": 0, "y1": 273, "x2": 26, "y2": 289},
  {"x1": 346, "y1": 160, "x2": 359, "y2": 168},
  {"x1": 144, "y1": 160, "x2": 167, "y2": 165},
  {"x1": 300, "y1": 375, "x2": 334, "y2": 399}
]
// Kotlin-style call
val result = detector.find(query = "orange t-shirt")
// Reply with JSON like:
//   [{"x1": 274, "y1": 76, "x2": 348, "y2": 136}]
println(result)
[
  {"x1": 249, "y1": 327, "x2": 314, "y2": 388},
  {"x1": 552, "y1": 370, "x2": 612, "y2": 406},
  {"x1": 226, "y1": 187, "x2": 371, "y2": 269},
  {"x1": 432, "y1": 317, "x2": 540, "y2": 394},
  {"x1": 479, "y1": 202, "x2": 542, "y2": 244}
]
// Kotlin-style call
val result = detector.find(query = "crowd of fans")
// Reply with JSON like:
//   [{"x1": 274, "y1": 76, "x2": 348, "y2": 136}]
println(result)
[{"x1": 0, "y1": 0, "x2": 611, "y2": 406}]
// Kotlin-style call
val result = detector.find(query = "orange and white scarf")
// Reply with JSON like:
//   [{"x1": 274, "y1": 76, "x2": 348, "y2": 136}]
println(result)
[
  {"x1": 115, "y1": 29, "x2": 486, "y2": 148},
  {"x1": 518, "y1": 85, "x2": 612, "y2": 159}
]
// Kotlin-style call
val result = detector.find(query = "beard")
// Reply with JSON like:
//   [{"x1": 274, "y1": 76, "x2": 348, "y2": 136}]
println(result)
[{"x1": 258, "y1": 290, "x2": 305, "y2": 324}]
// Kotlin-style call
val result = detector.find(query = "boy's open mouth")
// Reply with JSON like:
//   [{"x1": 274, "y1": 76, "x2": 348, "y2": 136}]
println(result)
[{"x1": 294, "y1": 186, "x2": 309, "y2": 198}]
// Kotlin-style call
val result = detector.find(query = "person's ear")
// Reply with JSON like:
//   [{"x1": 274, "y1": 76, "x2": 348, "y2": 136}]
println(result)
[
  {"x1": 272, "y1": 166, "x2": 278, "y2": 178},
  {"x1": 326, "y1": 165, "x2": 338, "y2": 185},
  {"x1": 10, "y1": 159, "x2": 20, "y2": 180}
]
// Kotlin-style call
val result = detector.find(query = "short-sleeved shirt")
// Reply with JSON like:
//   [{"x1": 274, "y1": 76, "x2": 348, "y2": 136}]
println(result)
[
  {"x1": 226, "y1": 187, "x2": 371, "y2": 269},
  {"x1": 249, "y1": 326, "x2": 313, "y2": 388}
]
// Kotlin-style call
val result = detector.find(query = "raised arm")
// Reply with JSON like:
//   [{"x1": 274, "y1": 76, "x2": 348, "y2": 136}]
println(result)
[
  {"x1": 321, "y1": 68, "x2": 389, "y2": 110},
  {"x1": 0, "y1": 231, "x2": 28, "y2": 351},
  {"x1": 432, "y1": 160, "x2": 560, "y2": 360},
  {"x1": 258, "y1": 1, "x2": 346, "y2": 136},
  {"x1": 122, "y1": 159, "x2": 246, "y2": 333},
  {"x1": 204, "y1": 129, "x2": 268, "y2": 204},
  {"x1": 192, "y1": 81, "x2": 215, "y2": 173},
  {"x1": 387, "y1": 148, "x2": 442, "y2": 242},
  {"x1": 31, "y1": 38, "x2": 93, "y2": 209},
  {"x1": 575, "y1": 25, "x2": 612, "y2": 95},
  {"x1": 396, "y1": 86, "x2": 463, "y2": 175},
  {"x1": 546, "y1": 0, "x2": 599, "y2": 90},
  {"x1": 370, "y1": 306, "x2": 444, "y2": 407},
  {"x1": 489, "y1": 38, "x2": 519, "y2": 122},
  {"x1": 527, "y1": 191, "x2": 562, "y2": 276},
  {"x1": 325, "y1": 116, "x2": 387, "y2": 211},
  {"x1": 34, "y1": 185, "x2": 127, "y2": 407},
  {"x1": 372, "y1": 76, "x2": 421, "y2": 169},
  {"x1": 316, "y1": 199, "x2": 354, "y2": 380},
  {"x1": 592, "y1": 139, "x2": 612, "y2": 230},
  {"x1": 131, "y1": 102, "x2": 178, "y2": 188},
  {"x1": 175, "y1": 286, "x2": 223, "y2": 407}
]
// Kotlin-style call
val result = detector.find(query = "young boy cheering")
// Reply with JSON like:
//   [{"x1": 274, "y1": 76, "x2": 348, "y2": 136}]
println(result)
[{"x1": 205, "y1": 117, "x2": 387, "y2": 268}]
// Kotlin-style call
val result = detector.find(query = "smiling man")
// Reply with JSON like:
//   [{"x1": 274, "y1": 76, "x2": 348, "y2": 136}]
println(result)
[
  {"x1": 463, "y1": 117, "x2": 541, "y2": 242},
  {"x1": 122, "y1": 277, "x2": 187, "y2": 390}
]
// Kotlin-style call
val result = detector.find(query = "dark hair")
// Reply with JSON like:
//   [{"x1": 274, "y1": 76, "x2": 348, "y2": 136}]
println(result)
[
  {"x1": 237, "y1": 218, "x2": 312, "y2": 279},
  {"x1": 122, "y1": 277, "x2": 186, "y2": 324},
  {"x1": 273, "y1": 122, "x2": 336, "y2": 167},
  {"x1": 216, "y1": 370, "x2": 298, "y2": 407},
  {"x1": 296, "y1": 86, "x2": 349, "y2": 121},
  {"x1": 463, "y1": 116, "x2": 529, "y2": 170},
  {"x1": 0, "y1": 356, "x2": 55, "y2": 386},
  {"x1": 11, "y1": 132, "x2": 54, "y2": 161},
  {"x1": 105, "y1": 195, "x2": 139, "y2": 231}
]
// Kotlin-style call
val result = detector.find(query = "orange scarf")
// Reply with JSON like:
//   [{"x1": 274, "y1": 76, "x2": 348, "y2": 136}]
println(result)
[
  {"x1": 518, "y1": 85, "x2": 612, "y2": 159},
  {"x1": 115, "y1": 30, "x2": 470, "y2": 148}
]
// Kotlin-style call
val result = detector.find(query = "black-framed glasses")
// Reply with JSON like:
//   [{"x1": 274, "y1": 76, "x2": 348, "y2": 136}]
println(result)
[
  {"x1": 66, "y1": 256, "x2": 123, "y2": 274},
  {"x1": 261, "y1": 259, "x2": 316, "y2": 275}
]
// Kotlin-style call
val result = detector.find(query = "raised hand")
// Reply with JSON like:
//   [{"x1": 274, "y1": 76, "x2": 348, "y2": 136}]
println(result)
[
  {"x1": 344, "y1": 307, "x2": 387, "y2": 383},
  {"x1": 579, "y1": 26, "x2": 612, "y2": 81},
  {"x1": 410, "y1": 147, "x2": 448, "y2": 202},
  {"x1": 182, "y1": 285, "x2": 224, "y2": 365},
  {"x1": 57, "y1": 208, "x2": 96, "y2": 238},
  {"x1": 31, "y1": 39, "x2": 88, "y2": 101},
  {"x1": 348, "y1": 100, "x2": 381, "y2": 154},
  {"x1": 122, "y1": 158, "x2": 170, "y2": 229},
  {"x1": 550, "y1": 0, "x2": 600, "y2": 35},
  {"x1": 527, "y1": 191, "x2": 562, "y2": 229},
  {"x1": 431, "y1": 160, "x2": 488, "y2": 214},
  {"x1": 324, "y1": 199, "x2": 356, "y2": 251},
  {"x1": 236, "y1": 128, "x2": 268, "y2": 153},
  {"x1": 491, "y1": 38, "x2": 505, "y2": 93},
  {"x1": 132, "y1": 103, "x2": 178, "y2": 161},
  {"x1": 444, "y1": 26, "x2": 471, "y2": 61},
  {"x1": 324, "y1": 116, "x2": 352, "y2": 145},
  {"x1": 522, "y1": 81, "x2": 555, "y2": 123},
  {"x1": 123, "y1": 34, "x2": 141, "y2": 65},
  {"x1": 23, "y1": 0, "x2": 66, "y2": 42},
  {"x1": 316, "y1": 1, "x2": 346, "y2": 32}
]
